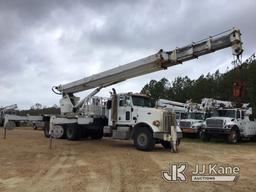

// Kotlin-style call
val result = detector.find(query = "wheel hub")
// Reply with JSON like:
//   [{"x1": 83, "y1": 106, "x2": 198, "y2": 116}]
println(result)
[
  {"x1": 51, "y1": 125, "x2": 64, "y2": 139},
  {"x1": 137, "y1": 133, "x2": 148, "y2": 146}
]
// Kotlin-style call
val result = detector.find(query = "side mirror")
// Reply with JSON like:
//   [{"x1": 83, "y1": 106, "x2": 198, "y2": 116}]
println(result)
[{"x1": 107, "y1": 100, "x2": 112, "y2": 110}]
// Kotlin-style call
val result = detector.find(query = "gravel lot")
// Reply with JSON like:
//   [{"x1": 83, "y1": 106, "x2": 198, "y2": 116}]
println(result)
[{"x1": 0, "y1": 128, "x2": 255, "y2": 192}]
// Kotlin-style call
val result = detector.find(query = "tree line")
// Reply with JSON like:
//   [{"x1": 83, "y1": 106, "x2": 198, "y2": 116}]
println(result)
[{"x1": 141, "y1": 57, "x2": 256, "y2": 115}]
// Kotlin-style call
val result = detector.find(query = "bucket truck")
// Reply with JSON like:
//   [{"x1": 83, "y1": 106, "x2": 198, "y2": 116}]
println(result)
[
  {"x1": 4, "y1": 28, "x2": 243, "y2": 152},
  {"x1": 200, "y1": 98, "x2": 256, "y2": 143},
  {"x1": 156, "y1": 99, "x2": 188, "y2": 123}
]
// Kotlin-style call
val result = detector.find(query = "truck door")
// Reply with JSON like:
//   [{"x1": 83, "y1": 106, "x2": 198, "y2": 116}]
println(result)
[
  {"x1": 236, "y1": 110, "x2": 245, "y2": 132},
  {"x1": 117, "y1": 95, "x2": 133, "y2": 125}
]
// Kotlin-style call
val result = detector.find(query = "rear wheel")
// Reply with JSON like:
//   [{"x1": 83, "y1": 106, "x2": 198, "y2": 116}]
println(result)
[
  {"x1": 91, "y1": 127, "x2": 103, "y2": 140},
  {"x1": 44, "y1": 125, "x2": 50, "y2": 138},
  {"x1": 134, "y1": 127, "x2": 155, "y2": 151},
  {"x1": 43, "y1": 120, "x2": 50, "y2": 138},
  {"x1": 52, "y1": 125, "x2": 66, "y2": 139},
  {"x1": 66, "y1": 124, "x2": 78, "y2": 140}
]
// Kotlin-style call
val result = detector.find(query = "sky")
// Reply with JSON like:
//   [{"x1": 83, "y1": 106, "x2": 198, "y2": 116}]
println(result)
[{"x1": 0, "y1": 0, "x2": 255, "y2": 109}]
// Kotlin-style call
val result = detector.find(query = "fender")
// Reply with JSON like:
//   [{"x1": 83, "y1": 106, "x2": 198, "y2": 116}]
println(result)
[{"x1": 131, "y1": 122, "x2": 155, "y2": 139}]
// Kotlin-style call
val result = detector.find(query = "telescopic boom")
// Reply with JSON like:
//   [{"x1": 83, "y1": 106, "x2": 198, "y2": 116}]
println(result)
[{"x1": 55, "y1": 28, "x2": 243, "y2": 94}]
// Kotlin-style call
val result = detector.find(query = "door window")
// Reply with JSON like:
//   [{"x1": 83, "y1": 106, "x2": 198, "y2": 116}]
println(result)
[{"x1": 236, "y1": 110, "x2": 241, "y2": 119}]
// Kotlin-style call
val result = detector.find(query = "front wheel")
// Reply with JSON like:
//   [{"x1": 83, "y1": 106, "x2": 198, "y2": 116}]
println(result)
[
  {"x1": 197, "y1": 129, "x2": 203, "y2": 138},
  {"x1": 160, "y1": 140, "x2": 172, "y2": 149},
  {"x1": 33, "y1": 124, "x2": 37, "y2": 130},
  {"x1": 227, "y1": 129, "x2": 239, "y2": 144},
  {"x1": 134, "y1": 127, "x2": 155, "y2": 151},
  {"x1": 201, "y1": 132, "x2": 211, "y2": 142}
]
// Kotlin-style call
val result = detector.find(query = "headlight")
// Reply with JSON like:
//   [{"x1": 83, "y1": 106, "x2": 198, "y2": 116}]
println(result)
[
  {"x1": 224, "y1": 125, "x2": 232, "y2": 129},
  {"x1": 153, "y1": 120, "x2": 160, "y2": 127}
]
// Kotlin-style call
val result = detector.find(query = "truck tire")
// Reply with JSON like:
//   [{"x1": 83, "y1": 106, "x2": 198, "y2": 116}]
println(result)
[
  {"x1": 44, "y1": 126, "x2": 50, "y2": 138},
  {"x1": 33, "y1": 124, "x2": 38, "y2": 130},
  {"x1": 91, "y1": 128, "x2": 103, "y2": 140},
  {"x1": 160, "y1": 140, "x2": 172, "y2": 149},
  {"x1": 201, "y1": 132, "x2": 211, "y2": 142},
  {"x1": 52, "y1": 125, "x2": 66, "y2": 139},
  {"x1": 198, "y1": 128, "x2": 203, "y2": 138},
  {"x1": 134, "y1": 127, "x2": 155, "y2": 151},
  {"x1": 66, "y1": 125, "x2": 78, "y2": 140},
  {"x1": 227, "y1": 129, "x2": 239, "y2": 144},
  {"x1": 43, "y1": 121, "x2": 50, "y2": 138}
]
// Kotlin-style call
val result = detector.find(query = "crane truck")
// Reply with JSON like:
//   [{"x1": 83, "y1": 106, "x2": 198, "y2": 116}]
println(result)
[{"x1": 4, "y1": 28, "x2": 243, "y2": 152}]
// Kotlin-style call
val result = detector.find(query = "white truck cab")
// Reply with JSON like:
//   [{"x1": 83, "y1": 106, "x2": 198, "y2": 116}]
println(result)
[{"x1": 104, "y1": 92, "x2": 182, "y2": 151}]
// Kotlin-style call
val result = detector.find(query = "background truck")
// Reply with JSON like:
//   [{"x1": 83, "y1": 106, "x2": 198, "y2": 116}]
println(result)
[
  {"x1": 179, "y1": 100, "x2": 213, "y2": 137},
  {"x1": 201, "y1": 98, "x2": 256, "y2": 143},
  {"x1": 156, "y1": 99, "x2": 188, "y2": 124},
  {"x1": 0, "y1": 104, "x2": 18, "y2": 126},
  {"x1": 179, "y1": 111, "x2": 206, "y2": 137},
  {"x1": 4, "y1": 28, "x2": 243, "y2": 152}
]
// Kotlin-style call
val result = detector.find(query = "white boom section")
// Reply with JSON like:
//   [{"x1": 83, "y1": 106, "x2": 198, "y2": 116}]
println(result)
[
  {"x1": 157, "y1": 99, "x2": 187, "y2": 108},
  {"x1": 55, "y1": 28, "x2": 243, "y2": 94},
  {"x1": 201, "y1": 98, "x2": 250, "y2": 111},
  {"x1": 0, "y1": 104, "x2": 17, "y2": 112},
  {"x1": 4, "y1": 114, "x2": 43, "y2": 129}
]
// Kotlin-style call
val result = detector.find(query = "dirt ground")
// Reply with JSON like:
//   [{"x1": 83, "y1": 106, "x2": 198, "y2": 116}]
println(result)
[{"x1": 0, "y1": 128, "x2": 255, "y2": 192}]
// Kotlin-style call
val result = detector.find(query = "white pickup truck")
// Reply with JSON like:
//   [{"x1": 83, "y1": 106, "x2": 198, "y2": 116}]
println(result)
[{"x1": 201, "y1": 108, "x2": 256, "y2": 143}]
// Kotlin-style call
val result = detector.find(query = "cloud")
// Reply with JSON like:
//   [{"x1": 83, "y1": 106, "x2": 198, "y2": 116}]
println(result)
[{"x1": 0, "y1": 0, "x2": 255, "y2": 108}]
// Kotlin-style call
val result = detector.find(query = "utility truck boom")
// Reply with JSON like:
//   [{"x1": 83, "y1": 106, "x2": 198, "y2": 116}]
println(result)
[{"x1": 55, "y1": 28, "x2": 242, "y2": 95}]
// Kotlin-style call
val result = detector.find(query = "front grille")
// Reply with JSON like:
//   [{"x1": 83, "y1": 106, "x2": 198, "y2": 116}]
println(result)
[
  {"x1": 179, "y1": 121, "x2": 192, "y2": 128},
  {"x1": 163, "y1": 112, "x2": 175, "y2": 133},
  {"x1": 206, "y1": 119, "x2": 224, "y2": 128}
]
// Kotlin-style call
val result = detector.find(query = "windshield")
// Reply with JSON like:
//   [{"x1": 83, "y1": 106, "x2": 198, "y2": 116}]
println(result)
[
  {"x1": 132, "y1": 96, "x2": 155, "y2": 107},
  {"x1": 187, "y1": 112, "x2": 204, "y2": 120},
  {"x1": 212, "y1": 110, "x2": 236, "y2": 118},
  {"x1": 176, "y1": 112, "x2": 188, "y2": 120}
]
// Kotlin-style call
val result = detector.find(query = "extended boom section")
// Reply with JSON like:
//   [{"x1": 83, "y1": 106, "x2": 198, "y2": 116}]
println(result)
[{"x1": 56, "y1": 28, "x2": 242, "y2": 94}]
